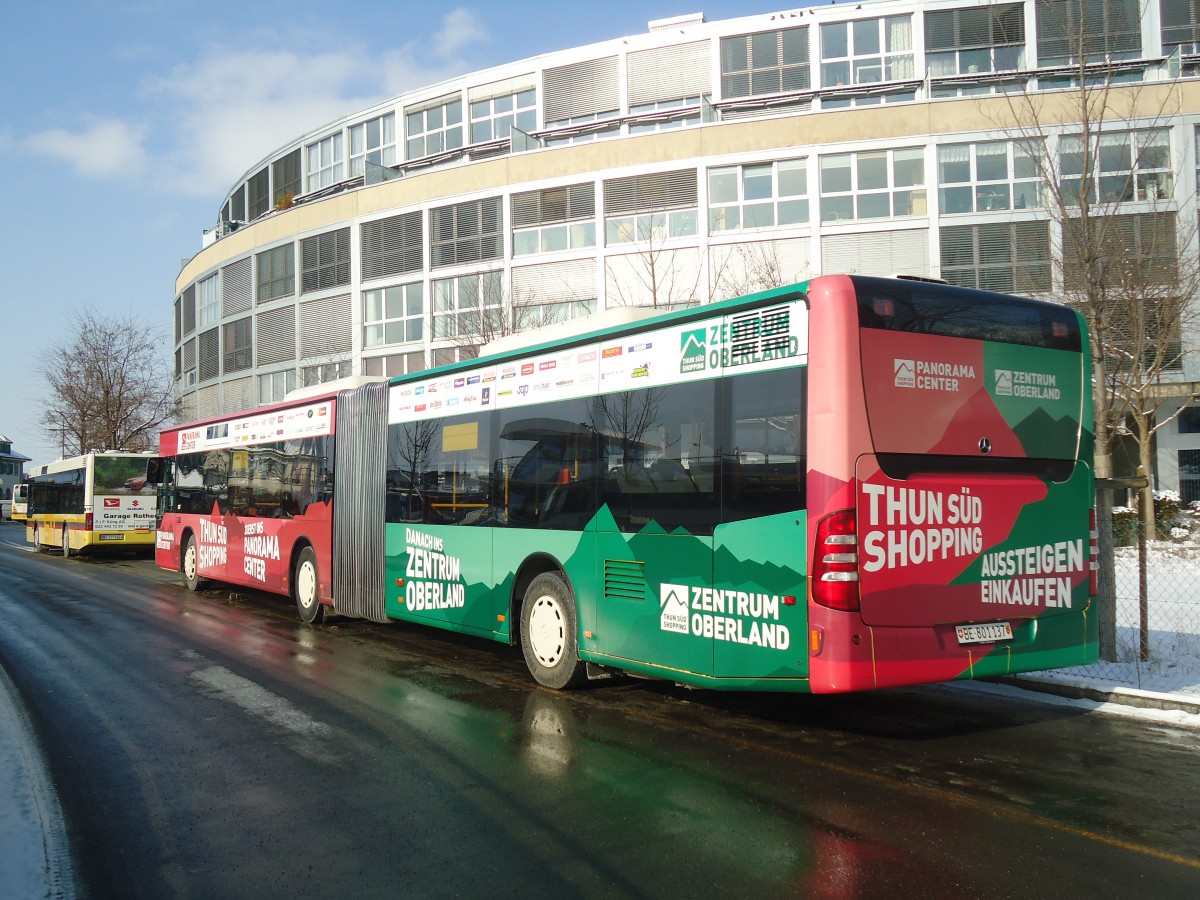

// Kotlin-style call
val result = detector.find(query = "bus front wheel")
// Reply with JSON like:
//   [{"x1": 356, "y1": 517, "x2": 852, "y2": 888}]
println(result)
[
  {"x1": 61, "y1": 528, "x2": 71, "y2": 558},
  {"x1": 293, "y1": 546, "x2": 325, "y2": 624},
  {"x1": 520, "y1": 572, "x2": 587, "y2": 690},
  {"x1": 33, "y1": 526, "x2": 47, "y2": 553},
  {"x1": 181, "y1": 534, "x2": 209, "y2": 591}
]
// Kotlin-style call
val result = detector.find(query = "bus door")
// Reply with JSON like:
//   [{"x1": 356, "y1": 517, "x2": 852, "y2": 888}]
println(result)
[
  {"x1": 712, "y1": 366, "x2": 809, "y2": 681},
  {"x1": 593, "y1": 380, "x2": 720, "y2": 679},
  {"x1": 387, "y1": 415, "x2": 497, "y2": 638}
]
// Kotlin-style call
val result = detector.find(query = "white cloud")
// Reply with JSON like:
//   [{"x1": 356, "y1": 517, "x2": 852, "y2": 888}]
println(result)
[
  {"x1": 24, "y1": 118, "x2": 148, "y2": 178},
  {"x1": 146, "y1": 9, "x2": 489, "y2": 198},
  {"x1": 434, "y1": 8, "x2": 489, "y2": 57}
]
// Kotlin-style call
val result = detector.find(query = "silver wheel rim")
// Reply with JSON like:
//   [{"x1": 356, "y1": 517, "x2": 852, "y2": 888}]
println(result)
[
  {"x1": 528, "y1": 594, "x2": 567, "y2": 668},
  {"x1": 184, "y1": 541, "x2": 197, "y2": 581},
  {"x1": 297, "y1": 559, "x2": 317, "y2": 611}
]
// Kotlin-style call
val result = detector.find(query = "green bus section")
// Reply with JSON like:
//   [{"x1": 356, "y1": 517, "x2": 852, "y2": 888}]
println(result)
[{"x1": 381, "y1": 287, "x2": 812, "y2": 689}]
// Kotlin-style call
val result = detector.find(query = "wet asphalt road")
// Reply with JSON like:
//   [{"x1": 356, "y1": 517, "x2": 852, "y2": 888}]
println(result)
[{"x1": 0, "y1": 521, "x2": 1197, "y2": 899}]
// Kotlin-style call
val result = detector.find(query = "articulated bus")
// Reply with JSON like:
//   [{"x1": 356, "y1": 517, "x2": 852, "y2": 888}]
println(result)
[
  {"x1": 153, "y1": 275, "x2": 1097, "y2": 692},
  {"x1": 26, "y1": 451, "x2": 159, "y2": 556}
]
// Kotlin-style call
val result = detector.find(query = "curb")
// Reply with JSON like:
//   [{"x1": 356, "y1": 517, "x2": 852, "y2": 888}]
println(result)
[{"x1": 999, "y1": 675, "x2": 1200, "y2": 717}]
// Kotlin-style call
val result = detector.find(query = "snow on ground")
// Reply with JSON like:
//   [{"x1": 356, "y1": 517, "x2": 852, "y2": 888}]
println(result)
[{"x1": 1031, "y1": 542, "x2": 1200, "y2": 697}]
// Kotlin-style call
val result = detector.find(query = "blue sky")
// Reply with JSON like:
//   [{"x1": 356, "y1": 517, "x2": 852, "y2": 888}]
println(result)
[{"x1": 0, "y1": 0, "x2": 768, "y2": 466}]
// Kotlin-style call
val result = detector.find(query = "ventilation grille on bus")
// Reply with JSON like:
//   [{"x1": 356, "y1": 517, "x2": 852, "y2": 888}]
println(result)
[
  {"x1": 332, "y1": 381, "x2": 390, "y2": 623},
  {"x1": 729, "y1": 305, "x2": 790, "y2": 365},
  {"x1": 604, "y1": 559, "x2": 647, "y2": 602}
]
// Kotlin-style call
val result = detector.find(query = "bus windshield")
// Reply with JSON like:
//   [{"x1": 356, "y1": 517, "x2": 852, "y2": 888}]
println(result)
[{"x1": 854, "y1": 276, "x2": 1082, "y2": 351}]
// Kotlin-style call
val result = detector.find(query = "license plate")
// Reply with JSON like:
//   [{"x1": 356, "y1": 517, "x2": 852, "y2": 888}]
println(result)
[
  {"x1": 99, "y1": 534, "x2": 124, "y2": 542},
  {"x1": 956, "y1": 622, "x2": 1013, "y2": 645}
]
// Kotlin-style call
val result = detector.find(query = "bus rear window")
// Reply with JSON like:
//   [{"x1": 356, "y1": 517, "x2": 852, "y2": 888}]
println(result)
[{"x1": 853, "y1": 276, "x2": 1081, "y2": 352}]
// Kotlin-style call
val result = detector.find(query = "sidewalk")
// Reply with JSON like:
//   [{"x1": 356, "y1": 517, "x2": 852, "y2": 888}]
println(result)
[{"x1": 0, "y1": 664, "x2": 74, "y2": 900}]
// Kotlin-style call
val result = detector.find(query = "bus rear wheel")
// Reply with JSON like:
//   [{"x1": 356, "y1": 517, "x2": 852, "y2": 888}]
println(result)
[
  {"x1": 61, "y1": 527, "x2": 71, "y2": 558},
  {"x1": 293, "y1": 546, "x2": 325, "y2": 624},
  {"x1": 181, "y1": 534, "x2": 209, "y2": 591},
  {"x1": 520, "y1": 572, "x2": 587, "y2": 690}
]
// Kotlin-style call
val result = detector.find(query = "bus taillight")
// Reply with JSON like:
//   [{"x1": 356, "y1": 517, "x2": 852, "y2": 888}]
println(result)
[
  {"x1": 84, "y1": 513, "x2": 93, "y2": 532},
  {"x1": 1089, "y1": 508, "x2": 1098, "y2": 596},
  {"x1": 812, "y1": 508, "x2": 860, "y2": 612}
]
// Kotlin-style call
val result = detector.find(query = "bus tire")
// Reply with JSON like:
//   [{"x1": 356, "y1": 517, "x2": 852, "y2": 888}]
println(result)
[
  {"x1": 181, "y1": 534, "x2": 209, "y2": 591},
  {"x1": 293, "y1": 546, "x2": 325, "y2": 624},
  {"x1": 520, "y1": 572, "x2": 587, "y2": 690},
  {"x1": 34, "y1": 526, "x2": 48, "y2": 553},
  {"x1": 61, "y1": 527, "x2": 71, "y2": 558}
]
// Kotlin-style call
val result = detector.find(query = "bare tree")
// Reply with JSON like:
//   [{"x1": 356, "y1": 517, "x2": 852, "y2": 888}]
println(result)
[
  {"x1": 709, "y1": 240, "x2": 806, "y2": 301},
  {"x1": 605, "y1": 223, "x2": 703, "y2": 311},
  {"x1": 982, "y1": 1, "x2": 1200, "y2": 659},
  {"x1": 38, "y1": 308, "x2": 176, "y2": 455}
]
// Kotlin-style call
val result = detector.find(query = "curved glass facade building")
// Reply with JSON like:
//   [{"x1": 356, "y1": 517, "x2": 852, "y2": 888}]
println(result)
[{"x1": 174, "y1": 0, "x2": 1200, "y2": 494}]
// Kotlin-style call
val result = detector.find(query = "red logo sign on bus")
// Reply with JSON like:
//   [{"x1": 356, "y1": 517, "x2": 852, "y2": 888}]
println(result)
[{"x1": 104, "y1": 498, "x2": 120, "y2": 508}]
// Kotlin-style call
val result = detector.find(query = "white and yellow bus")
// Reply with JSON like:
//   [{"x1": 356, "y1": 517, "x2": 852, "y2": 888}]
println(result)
[
  {"x1": 26, "y1": 451, "x2": 159, "y2": 556},
  {"x1": 10, "y1": 482, "x2": 29, "y2": 521}
]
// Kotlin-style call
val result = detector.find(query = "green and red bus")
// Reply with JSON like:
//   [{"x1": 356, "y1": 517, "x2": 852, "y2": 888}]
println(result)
[{"x1": 153, "y1": 275, "x2": 1097, "y2": 692}]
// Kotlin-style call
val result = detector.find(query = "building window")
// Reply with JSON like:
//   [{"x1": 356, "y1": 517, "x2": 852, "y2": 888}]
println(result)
[
  {"x1": 432, "y1": 271, "x2": 503, "y2": 340},
  {"x1": 628, "y1": 96, "x2": 704, "y2": 135},
  {"x1": 470, "y1": 88, "x2": 536, "y2": 143},
  {"x1": 543, "y1": 56, "x2": 619, "y2": 141},
  {"x1": 1063, "y1": 212, "x2": 1179, "y2": 290},
  {"x1": 1037, "y1": 0, "x2": 1141, "y2": 67},
  {"x1": 940, "y1": 221, "x2": 1052, "y2": 294},
  {"x1": 511, "y1": 183, "x2": 596, "y2": 256},
  {"x1": 938, "y1": 141, "x2": 1043, "y2": 214},
  {"x1": 306, "y1": 133, "x2": 344, "y2": 193},
  {"x1": 1163, "y1": 0, "x2": 1200, "y2": 56},
  {"x1": 430, "y1": 198, "x2": 503, "y2": 267},
  {"x1": 364, "y1": 283, "x2": 424, "y2": 348},
  {"x1": 542, "y1": 111, "x2": 621, "y2": 147},
  {"x1": 247, "y1": 168, "x2": 269, "y2": 220},
  {"x1": 197, "y1": 274, "x2": 220, "y2": 329},
  {"x1": 514, "y1": 299, "x2": 595, "y2": 330},
  {"x1": 361, "y1": 211, "x2": 423, "y2": 281},
  {"x1": 1179, "y1": 408, "x2": 1200, "y2": 434},
  {"x1": 819, "y1": 148, "x2": 926, "y2": 222},
  {"x1": 720, "y1": 26, "x2": 810, "y2": 98},
  {"x1": 182, "y1": 285, "x2": 197, "y2": 335},
  {"x1": 198, "y1": 328, "x2": 220, "y2": 383},
  {"x1": 925, "y1": 3, "x2": 1024, "y2": 78},
  {"x1": 821, "y1": 16, "x2": 914, "y2": 88},
  {"x1": 406, "y1": 96, "x2": 463, "y2": 160},
  {"x1": 301, "y1": 360, "x2": 353, "y2": 387},
  {"x1": 432, "y1": 346, "x2": 478, "y2": 366},
  {"x1": 820, "y1": 90, "x2": 916, "y2": 110},
  {"x1": 223, "y1": 317, "x2": 253, "y2": 373},
  {"x1": 349, "y1": 113, "x2": 397, "y2": 177},
  {"x1": 300, "y1": 228, "x2": 351, "y2": 294},
  {"x1": 1060, "y1": 130, "x2": 1173, "y2": 205},
  {"x1": 272, "y1": 149, "x2": 301, "y2": 206},
  {"x1": 257, "y1": 370, "x2": 297, "y2": 406},
  {"x1": 256, "y1": 245, "x2": 295, "y2": 304},
  {"x1": 604, "y1": 170, "x2": 699, "y2": 244},
  {"x1": 1179, "y1": 449, "x2": 1200, "y2": 504},
  {"x1": 709, "y1": 159, "x2": 808, "y2": 233},
  {"x1": 363, "y1": 351, "x2": 425, "y2": 378}
]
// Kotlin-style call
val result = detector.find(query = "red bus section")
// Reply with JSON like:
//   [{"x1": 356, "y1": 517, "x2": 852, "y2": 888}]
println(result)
[
  {"x1": 155, "y1": 393, "x2": 338, "y2": 612},
  {"x1": 806, "y1": 275, "x2": 1095, "y2": 693}
]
